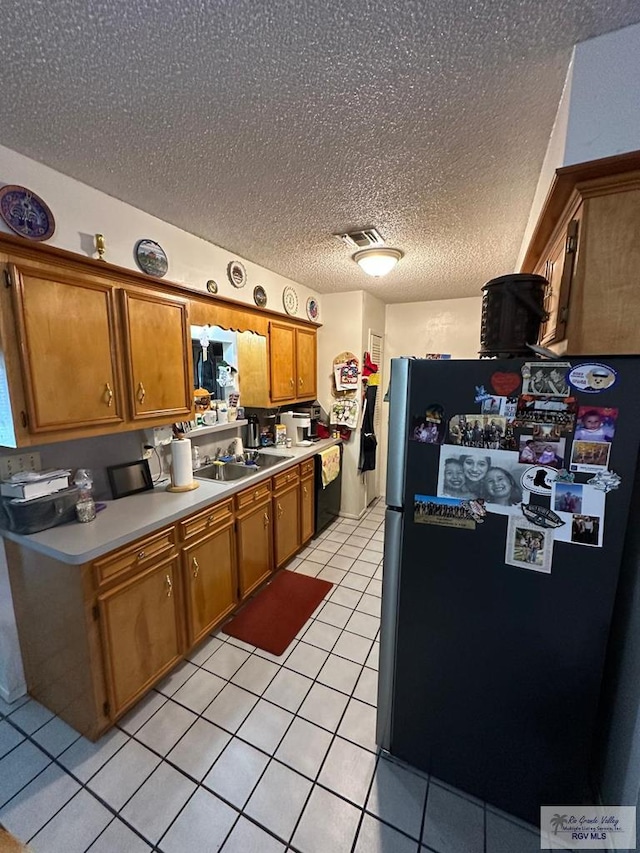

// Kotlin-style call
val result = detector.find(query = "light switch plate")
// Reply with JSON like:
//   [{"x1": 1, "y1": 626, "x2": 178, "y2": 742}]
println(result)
[{"x1": 0, "y1": 451, "x2": 42, "y2": 480}]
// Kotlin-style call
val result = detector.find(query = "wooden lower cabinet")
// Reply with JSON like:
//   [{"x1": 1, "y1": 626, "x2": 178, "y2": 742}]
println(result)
[
  {"x1": 98, "y1": 554, "x2": 183, "y2": 719},
  {"x1": 300, "y1": 471, "x2": 315, "y2": 545},
  {"x1": 6, "y1": 454, "x2": 328, "y2": 739},
  {"x1": 273, "y1": 469, "x2": 301, "y2": 569},
  {"x1": 182, "y1": 519, "x2": 237, "y2": 646},
  {"x1": 236, "y1": 493, "x2": 273, "y2": 599}
]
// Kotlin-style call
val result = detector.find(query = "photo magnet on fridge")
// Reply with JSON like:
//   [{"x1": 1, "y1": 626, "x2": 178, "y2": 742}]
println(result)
[
  {"x1": 409, "y1": 404, "x2": 446, "y2": 444},
  {"x1": 437, "y1": 446, "x2": 526, "y2": 515},
  {"x1": 551, "y1": 482, "x2": 605, "y2": 547},
  {"x1": 575, "y1": 406, "x2": 618, "y2": 442},
  {"x1": 568, "y1": 363, "x2": 617, "y2": 394},
  {"x1": 518, "y1": 436, "x2": 566, "y2": 469},
  {"x1": 505, "y1": 516, "x2": 554, "y2": 574},
  {"x1": 570, "y1": 440, "x2": 611, "y2": 474},
  {"x1": 414, "y1": 495, "x2": 476, "y2": 530},
  {"x1": 520, "y1": 465, "x2": 558, "y2": 496},
  {"x1": 521, "y1": 362, "x2": 571, "y2": 397},
  {"x1": 447, "y1": 415, "x2": 515, "y2": 450},
  {"x1": 514, "y1": 395, "x2": 577, "y2": 431}
]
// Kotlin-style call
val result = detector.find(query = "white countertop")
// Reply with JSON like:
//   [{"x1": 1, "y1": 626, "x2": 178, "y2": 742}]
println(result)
[{"x1": 1, "y1": 439, "x2": 342, "y2": 565}]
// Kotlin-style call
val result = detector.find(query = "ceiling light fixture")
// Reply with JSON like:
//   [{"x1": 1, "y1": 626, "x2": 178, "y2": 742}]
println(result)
[{"x1": 353, "y1": 247, "x2": 403, "y2": 277}]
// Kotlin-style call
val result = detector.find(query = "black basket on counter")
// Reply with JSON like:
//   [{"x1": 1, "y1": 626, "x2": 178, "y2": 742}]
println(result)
[
  {"x1": 480, "y1": 273, "x2": 548, "y2": 358},
  {"x1": 0, "y1": 487, "x2": 79, "y2": 535}
]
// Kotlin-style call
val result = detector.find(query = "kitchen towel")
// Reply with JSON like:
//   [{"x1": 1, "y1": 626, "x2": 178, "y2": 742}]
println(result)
[
  {"x1": 170, "y1": 437, "x2": 193, "y2": 487},
  {"x1": 320, "y1": 445, "x2": 341, "y2": 488}
]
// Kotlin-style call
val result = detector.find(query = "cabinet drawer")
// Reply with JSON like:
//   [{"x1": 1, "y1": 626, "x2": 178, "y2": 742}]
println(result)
[
  {"x1": 273, "y1": 466, "x2": 300, "y2": 492},
  {"x1": 94, "y1": 526, "x2": 176, "y2": 587},
  {"x1": 300, "y1": 458, "x2": 315, "y2": 478},
  {"x1": 179, "y1": 498, "x2": 234, "y2": 541},
  {"x1": 236, "y1": 480, "x2": 272, "y2": 512}
]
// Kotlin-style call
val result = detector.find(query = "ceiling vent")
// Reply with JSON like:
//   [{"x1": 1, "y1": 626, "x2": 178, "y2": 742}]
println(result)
[{"x1": 337, "y1": 228, "x2": 385, "y2": 249}]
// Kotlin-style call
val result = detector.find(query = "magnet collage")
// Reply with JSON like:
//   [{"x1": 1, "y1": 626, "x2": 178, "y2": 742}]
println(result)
[{"x1": 411, "y1": 361, "x2": 620, "y2": 576}]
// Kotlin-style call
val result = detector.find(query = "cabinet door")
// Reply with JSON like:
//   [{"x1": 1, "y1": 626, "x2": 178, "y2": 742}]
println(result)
[
  {"x1": 236, "y1": 498, "x2": 273, "y2": 599},
  {"x1": 537, "y1": 213, "x2": 581, "y2": 346},
  {"x1": 296, "y1": 328, "x2": 317, "y2": 400},
  {"x1": 98, "y1": 555, "x2": 182, "y2": 718},
  {"x1": 183, "y1": 520, "x2": 237, "y2": 646},
  {"x1": 121, "y1": 289, "x2": 193, "y2": 420},
  {"x1": 269, "y1": 322, "x2": 296, "y2": 402},
  {"x1": 273, "y1": 484, "x2": 301, "y2": 569},
  {"x1": 300, "y1": 474, "x2": 315, "y2": 545},
  {"x1": 10, "y1": 263, "x2": 123, "y2": 432}
]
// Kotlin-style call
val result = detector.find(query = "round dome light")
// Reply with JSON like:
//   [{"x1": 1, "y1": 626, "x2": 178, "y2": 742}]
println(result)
[{"x1": 353, "y1": 247, "x2": 403, "y2": 277}]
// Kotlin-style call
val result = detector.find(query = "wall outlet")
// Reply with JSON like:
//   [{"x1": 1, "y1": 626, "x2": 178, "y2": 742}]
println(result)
[
  {"x1": 0, "y1": 451, "x2": 42, "y2": 480},
  {"x1": 142, "y1": 445, "x2": 154, "y2": 460}
]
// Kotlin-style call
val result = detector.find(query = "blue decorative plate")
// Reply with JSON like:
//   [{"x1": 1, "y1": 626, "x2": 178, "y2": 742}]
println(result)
[
  {"x1": 135, "y1": 239, "x2": 168, "y2": 277},
  {"x1": 0, "y1": 184, "x2": 55, "y2": 241},
  {"x1": 307, "y1": 297, "x2": 319, "y2": 321},
  {"x1": 253, "y1": 285, "x2": 267, "y2": 307}
]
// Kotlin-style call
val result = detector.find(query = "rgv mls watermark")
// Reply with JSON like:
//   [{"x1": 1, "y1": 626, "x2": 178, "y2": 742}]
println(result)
[{"x1": 540, "y1": 806, "x2": 636, "y2": 849}]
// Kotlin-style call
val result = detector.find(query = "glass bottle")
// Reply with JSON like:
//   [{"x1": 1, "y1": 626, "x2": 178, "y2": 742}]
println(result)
[{"x1": 74, "y1": 468, "x2": 96, "y2": 523}]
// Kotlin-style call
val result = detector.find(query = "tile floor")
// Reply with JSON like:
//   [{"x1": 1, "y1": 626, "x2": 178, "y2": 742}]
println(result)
[{"x1": 0, "y1": 498, "x2": 543, "y2": 852}]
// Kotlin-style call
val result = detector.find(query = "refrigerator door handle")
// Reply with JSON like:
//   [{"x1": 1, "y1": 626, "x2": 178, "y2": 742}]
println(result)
[
  {"x1": 385, "y1": 358, "x2": 410, "y2": 508},
  {"x1": 376, "y1": 507, "x2": 404, "y2": 752}
]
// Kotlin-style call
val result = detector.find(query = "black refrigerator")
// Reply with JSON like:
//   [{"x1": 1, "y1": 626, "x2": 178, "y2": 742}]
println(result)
[{"x1": 377, "y1": 355, "x2": 640, "y2": 824}]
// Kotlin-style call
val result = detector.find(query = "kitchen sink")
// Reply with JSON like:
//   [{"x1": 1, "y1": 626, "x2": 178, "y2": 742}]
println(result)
[
  {"x1": 242, "y1": 451, "x2": 294, "y2": 468},
  {"x1": 193, "y1": 462, "x2": 255, "y2": 482}
]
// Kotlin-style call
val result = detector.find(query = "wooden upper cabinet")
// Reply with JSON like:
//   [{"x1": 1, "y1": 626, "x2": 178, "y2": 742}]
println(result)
[
  {"x1": 9, "y1": 262, "x2": 123, "y2": 432},
  {"x1": 521, "y1": 151, "x2": 640, "y2": 354},
  {"x1": 269, "y1": 321, "x2": 317, "y2": 404},
  {"x1": 270, "y1": 321, "x2": 297, "y2": 402},
  {"x1": 296, "y1": 327, "x2": 317, "y2": 400},
  {"x1": 120, "y1": 289, "x2": 192, "y2": 420}
]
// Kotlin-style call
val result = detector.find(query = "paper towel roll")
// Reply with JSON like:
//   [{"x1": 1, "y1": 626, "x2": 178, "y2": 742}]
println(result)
[{"x1": 171, "y1": 438, "x2": 193, "y2": 487}]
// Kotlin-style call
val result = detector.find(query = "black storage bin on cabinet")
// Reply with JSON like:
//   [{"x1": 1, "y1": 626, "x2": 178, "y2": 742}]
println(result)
[{"x1": 480, "y1": 273, "x2": 548, "y2": 358}]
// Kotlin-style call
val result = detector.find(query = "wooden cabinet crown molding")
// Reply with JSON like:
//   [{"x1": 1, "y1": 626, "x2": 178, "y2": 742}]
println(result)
[
  {"x1": 521, "y1": 149, "x2": 640, "y2": 274},
  {"x1": 0, "y1": 232, "x2": 321, "y2": 335}
]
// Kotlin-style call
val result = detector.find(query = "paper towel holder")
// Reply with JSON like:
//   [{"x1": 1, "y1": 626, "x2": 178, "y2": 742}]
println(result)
[{"x1": 107, "y1": 459, "x2": 154, "y2": 499}]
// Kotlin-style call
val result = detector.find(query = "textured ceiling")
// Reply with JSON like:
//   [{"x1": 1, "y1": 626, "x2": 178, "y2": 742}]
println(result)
[{"x1": 1, "y1": 1, "x2": 639, "y2": 303}]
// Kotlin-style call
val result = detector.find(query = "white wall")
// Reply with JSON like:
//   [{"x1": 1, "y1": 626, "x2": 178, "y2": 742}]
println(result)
[
  {"x1": 379, "y1": 297, "x2": 482, "y2": 491},
  {"x1": 0, "y1": 144, "x2": 320, "y2": 314},
  {"x1": 564, "y1": 22, "x2": 640, "y2": 165},
  {"x1": 516, "y1": 60, "x2": 573, "y2": 269},
  {"x1": 317, "y1": 292, "x2": 366, "y2": 517}
]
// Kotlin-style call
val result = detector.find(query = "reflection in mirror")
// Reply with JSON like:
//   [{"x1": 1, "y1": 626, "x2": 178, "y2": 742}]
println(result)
[{"x1": 191, "y1": 325, "x2": 269, "y2": 408}]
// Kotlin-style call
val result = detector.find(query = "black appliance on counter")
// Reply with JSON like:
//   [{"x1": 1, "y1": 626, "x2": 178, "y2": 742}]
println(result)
[{"x1": 315, "y1": 443, "x2": 343, "y2": 535}]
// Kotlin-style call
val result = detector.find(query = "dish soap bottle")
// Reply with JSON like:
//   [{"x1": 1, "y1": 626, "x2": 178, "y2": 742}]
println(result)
[{"x1": 74, "y1": 468, "x2": 96, "y2": 523}]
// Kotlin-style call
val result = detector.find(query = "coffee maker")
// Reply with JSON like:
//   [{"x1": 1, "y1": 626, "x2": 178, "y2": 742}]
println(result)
[
  {"x1": 280, "y1": 411, "x2": 312, "y2": 446},
  {"x1": 292, "y1": 402, "x2": 322, "y2": 441}
]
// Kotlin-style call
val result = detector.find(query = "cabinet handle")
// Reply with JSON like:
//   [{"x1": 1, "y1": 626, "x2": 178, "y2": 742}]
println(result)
[
  {"x1": 165, "y1": 574, "x2": 173, "y2": 597},
  {"x1": 137, "y1": 382, "x2": 146, "y2": 403},
  {"x1": 290, "y1": 377, "x2": 294, "y2": 387},
  {"x1": 304, "y1": 486, "x2": 308, "y2": 496},
  {"x1": 104, "y1": 382, "x2": 113, "y2": 407},
  {"x1": 277, "y1": 503, "x2": 283, "y2": 519},
  {"x1": 264, "y1": 512, "x2": 269, "y2": 527},
  {"x1": 208, "y1": 514, "x2": 214, "y2": 524},
  {"x1": 192, "y1": 557, "x2": 199, "y2": 578},
  {"x1": 254, "y1": 490, "x2": 259, "y2": 500},
  {"x1": 138, "y1": 550, "x2": 146, "y2": 559},
  {"x1": 299, "y1": 378, "x2": 303, "y2": 387}
]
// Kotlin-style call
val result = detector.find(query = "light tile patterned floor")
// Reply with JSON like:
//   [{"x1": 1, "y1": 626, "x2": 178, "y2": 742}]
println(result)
[{"x1": 0, "y1": 498, "x2": 542, "y2": 852}]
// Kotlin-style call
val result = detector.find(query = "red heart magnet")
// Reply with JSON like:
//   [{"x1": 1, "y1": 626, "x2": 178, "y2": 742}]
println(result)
[{"x1": 491, "y1": 372, "x2": 521, "y2": 396}]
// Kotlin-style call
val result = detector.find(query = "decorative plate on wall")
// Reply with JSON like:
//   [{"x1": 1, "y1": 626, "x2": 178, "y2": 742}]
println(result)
[
  {"x1": 283, "y1": 286, "x2": 299, "y2": 316},
  {"x1": 0, "y1": 184, "x2": 55, "y2": 241},
  {"x1": 227, "y1": 260, "x2": 247, "y2": 288},
  {"x1": 206, "y1": 279, "x2": 218, "y2": 294},
  {"x1": 253, "y1": 285, "x2": 267, "y2": 307},
  {"x1": 306, "y1": 297, "x2": 320, "y2": 322},
  {"x1": 135, "y1": 239, "x2": 168, "y2": 277}
]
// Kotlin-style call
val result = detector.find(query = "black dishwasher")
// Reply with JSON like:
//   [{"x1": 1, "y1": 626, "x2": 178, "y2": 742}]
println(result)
[{"x1": 314, "y1": 444, "x2": 343, "y2": 536}]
